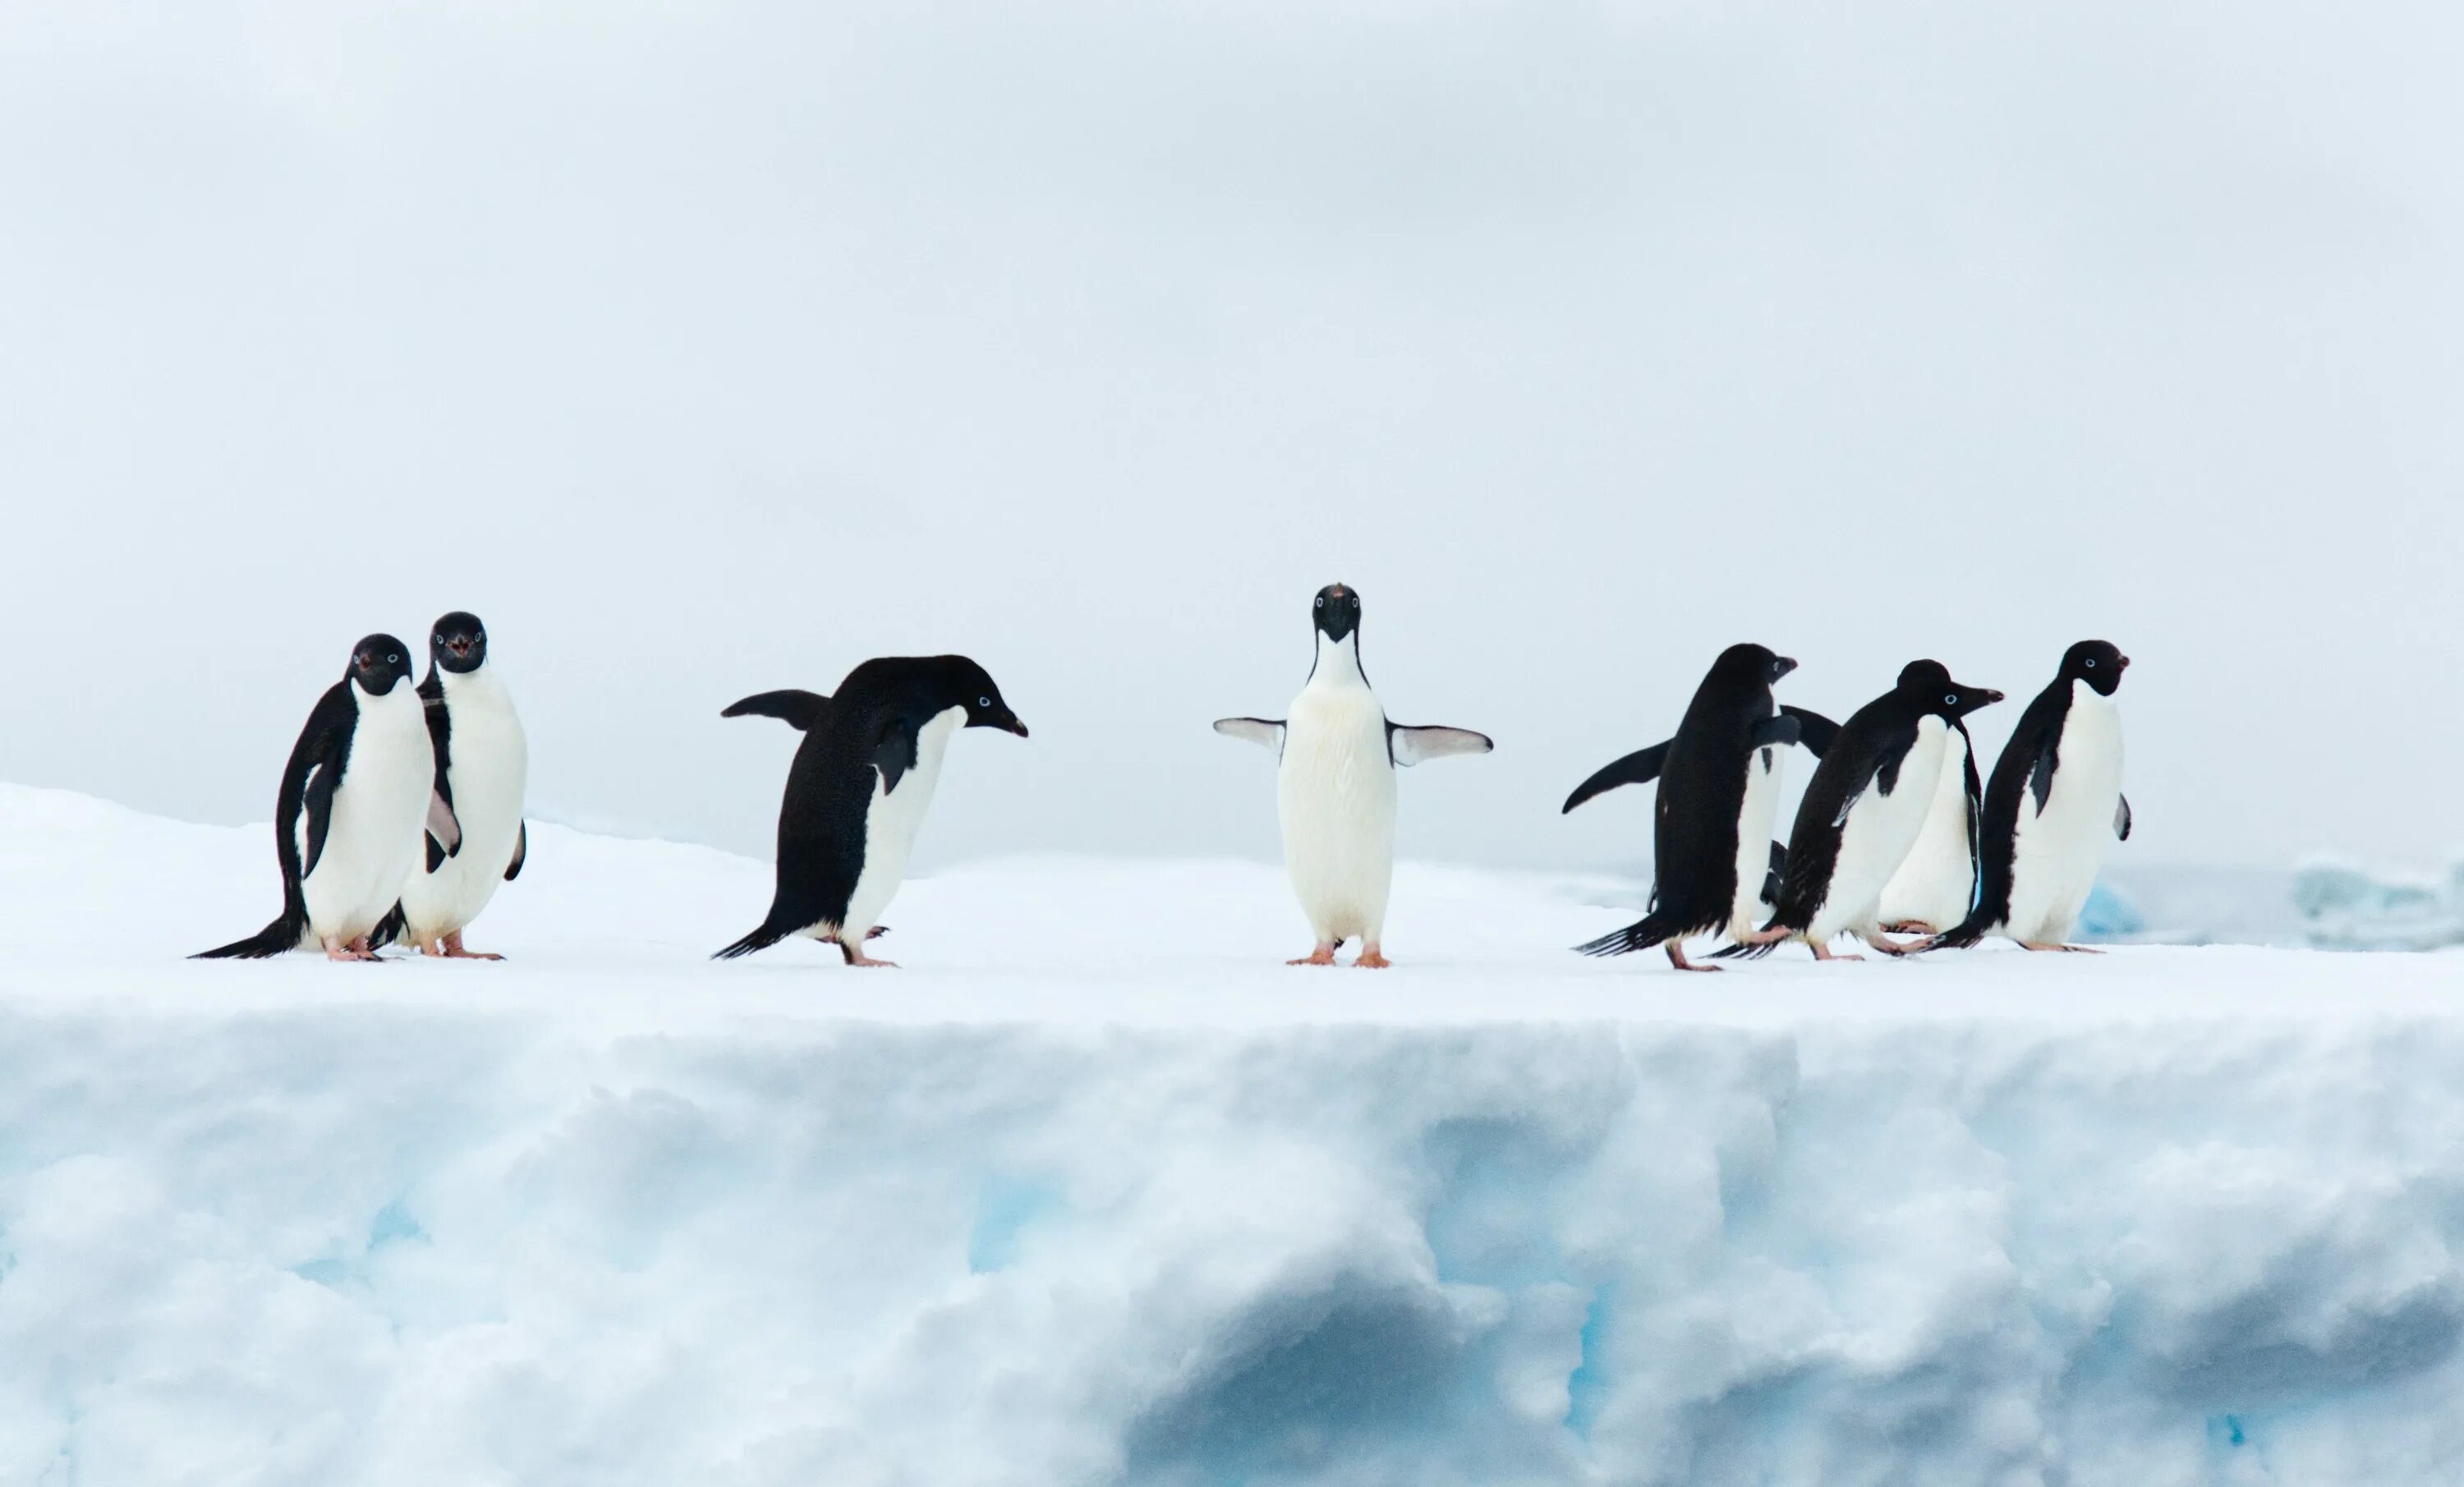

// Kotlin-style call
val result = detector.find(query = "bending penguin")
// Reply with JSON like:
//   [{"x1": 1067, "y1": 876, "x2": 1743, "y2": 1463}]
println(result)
[
  {"x1": 1726, "y1": 661, "x2": 2002, "y2": 961},
  {"x1": 1567, "y1": 643, "x2": 1833, "y2": 971},
  {"x1": 1924, "y1": 640, "x2": 2131, "y2": 952},
  {"x1": 1874, "y1": 717, "x2": 1984, "y2": 935},
  {"x1": 384, "y1": 612, "x2": 528, "y2": 958},
  {"x1": 1214, "y1": 584, "x2": 1491, "y2": 967},
  {"x1": 716, "y1": 656, "x2": 1027, "y2": 966},
  {"x1": 195, "y1": 636, "x2": 459, "y2": 962}
]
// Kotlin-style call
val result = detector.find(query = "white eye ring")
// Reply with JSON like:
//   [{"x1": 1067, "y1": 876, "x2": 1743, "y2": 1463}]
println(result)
[
  {"x1": 388, "y1": 654, "x2": 400, "y2": 663},
  {"x1": 1315, "y1": 597, "x2": 1324, "y2": 607},
  {"x1": 979, "y1": 695, "x2": 991, "y2": 707},
  {"x1": 1943, "y1": 693, "x2": 1956, "y2": 706},
  {"x1": 2085, "y1": 658, "x2": 2096, "y2": 667}
]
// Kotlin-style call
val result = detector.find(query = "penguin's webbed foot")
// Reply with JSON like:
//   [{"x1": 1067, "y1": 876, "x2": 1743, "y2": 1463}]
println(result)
[
  {"x1": 1809, "y1": 939, "x2": 1864, "y2": 962},
  {"x1": 2020, "y1": 941, "x2": 2103, "y2": 954},
  {"x1": 1859, "y1": 932, "x2": 1918, "y2": 957},
  {"x1": 1354, "y1": 946, "x2": 1391, "y2": 969},
  {"x1": 440, "y1": 931, "x2": 505, "y2": 961},
  {"x1": 1666, "y1": 941, "x2": 1722, "y2": 973},
  {"x1": 1289, "y1": 944, "x2": 1339, "y2": 966}
]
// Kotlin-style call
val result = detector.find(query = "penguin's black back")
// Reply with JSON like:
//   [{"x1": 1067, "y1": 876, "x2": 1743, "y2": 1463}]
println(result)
[
  {"x1": 194, "y1": 681, "x2": 358, "y2": 958},
  {"x1": 1768, "y1": 691, "x2": 1924, "y2": 932},
  {"x1": 1954, "y1": 677, "x2": 2075, "y2": 940},
  {"x1": 1645, "y1": 659, "x2": 1785, "y2": 935}
]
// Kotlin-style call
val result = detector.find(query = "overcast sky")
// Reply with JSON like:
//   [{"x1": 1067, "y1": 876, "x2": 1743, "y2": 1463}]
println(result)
[{"x1": 4, "y1": 0, "x2": 2459, "y2": 876}]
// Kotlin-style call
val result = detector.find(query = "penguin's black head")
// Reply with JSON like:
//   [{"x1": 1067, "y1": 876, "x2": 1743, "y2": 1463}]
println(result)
[
  {"x1": 1715, "y1": 643, "x2": 1797, "y2": 686},
  {"x1": 945, "y1": 658, "x2": 1029, "y2": 737},
  {"x1": 2062, "y1": 640, "x2": 2131, "y2": 696},
  {"x1": 1312, "y1": 584, "x2": 1362, "y2": 644},
  {"x1": 348, "y1": 634, "x2": 415, "y2": 695},
  {"x1": 430, "y1": 611, "x2": 489, "y2": 674},
  {"x1": 1897, "y1": 659, "x2": 2003, "y2": 718}
]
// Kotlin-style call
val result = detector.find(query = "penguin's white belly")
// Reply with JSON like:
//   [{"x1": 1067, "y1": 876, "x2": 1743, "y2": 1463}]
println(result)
[
  {"x1": 298, "y1": 691, "x2": 432, "y2": 945},
  {"x1": 402, "y1": 678, "x2": 529, "y2": 939},
  {"x1": 833, "y1": 706, "x2": 963, "y2": 937},
  {"x1": 1729, "y1": 745, "x2": 1786, "y2": 936},
  {"x1": 1878, "y1": 731, "x2": 1975, "y2": 932},
  {"x1": 1276, "y1": 688, "x2": 1397, "y2": 944},
  {"x1": 2006, "y1": 686, "x2": 2125, "y2": 942},
  {"x1": 1807, "y1": 719, "x2": 1948, "y2": 941}
]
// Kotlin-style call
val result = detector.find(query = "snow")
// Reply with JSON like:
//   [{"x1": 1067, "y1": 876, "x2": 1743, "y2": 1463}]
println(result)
[{"x1": 5, "y1": 783, "x2": 2464, "y2": 1485}]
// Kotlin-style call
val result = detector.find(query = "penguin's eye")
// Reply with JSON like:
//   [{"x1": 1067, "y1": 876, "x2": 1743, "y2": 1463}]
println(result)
[
  {"x1": 1943, "y1": 693, "x2": 1956, "y2": 706},
  {"x1": 1315, "y1": 597, "x2": 1324, "y2": 608},
  {"x1": 2085, "y1": 658, "x2": 2096, "y2": 668},
  {"x1": 388, "y1": 654, "x2": 400, "y2": 663},
  {"x1": 978, "y1": 695, "x2": 991, "y2": 708}
]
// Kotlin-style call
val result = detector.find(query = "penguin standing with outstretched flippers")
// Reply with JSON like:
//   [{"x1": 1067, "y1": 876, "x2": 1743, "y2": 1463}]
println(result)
[{"x1": 1215, "y1": 584, "x2": 1491, "y2": 968}]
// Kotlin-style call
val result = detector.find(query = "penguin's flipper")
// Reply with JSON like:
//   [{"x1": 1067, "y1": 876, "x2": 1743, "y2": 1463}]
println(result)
[
  {"x1": 301, "y1": 762, "x2": 337, "y2": 878},
  {"x1": 1749, "y1": 714, "x2": 1801, "y2": 750},
  {"x1": 1961, "y1": 724, "x2": 1985, "y2": 868},
  {"x1": 723, "y1": 689, "x2": 834, "y2": 731},
  {"x1": 425, "y1": 790, "x2": 462, "y2": 872},
  {"x1": 875, "y1": 716, "x2": 920, "y2": 795},
  {"x1": 2030, "y1": 737, "x2": 2058, "y2": 815},
  {"x1": 1561, "y1": 741, "x2": 1671, "y2": 814},
  {"x1": 1212, "y1": 718, "x2": 1285, "y2": 750},
  {"x1": 1388, "y1": 723, "x2": 1492, "y2": 767},
  {"x1": 2115, "y1": 795, "x2": 2133, "y2": 842},
  {"x1": 505, "y1": 821, "x2": 526, "y2": 881},
  {"x1": 1781, "y1": 706, "x2": 1841, "y2": 758}
]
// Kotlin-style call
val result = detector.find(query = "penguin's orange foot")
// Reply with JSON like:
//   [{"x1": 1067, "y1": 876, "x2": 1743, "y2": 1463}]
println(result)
[
  {"x1": 1354, "y1": 947, "x2": 1391, "y2": 969},
  {"x1": 1809, "y1": 941, "x2": 1864, "y2": 962},
  {"x1": 1288, "y1": 945, "x2": 1339, "y2": 966},
  {"x1": 843, "y1": 949, "x2": 899, "y2": 968},
  {"x1": 1861, "y1": 933, "x2": 1917, "y2": 957},
  {"x1": 1666, "y1": 941, "x2": 1722, "y2": 973},
  {"x1": 324, "y1": 939, "x2": 379, "y2": 962},
  {"x1": 441, "y1": 931, "x2": 504, "y2": 961},
  {"x1": 2020, "y1": 941, "x2": 2103, "y2": 954}
]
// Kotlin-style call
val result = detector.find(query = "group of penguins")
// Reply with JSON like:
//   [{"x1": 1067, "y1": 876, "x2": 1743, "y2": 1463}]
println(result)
[{"x1": 195, "y1": 585, "x2": 2129, "y2": 971}]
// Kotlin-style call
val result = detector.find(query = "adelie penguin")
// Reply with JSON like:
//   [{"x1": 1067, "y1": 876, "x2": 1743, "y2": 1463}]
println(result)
[
  {"x1": 1874, "y1": 714, "x2": 1985, "y2": 936},
  {"x1": 195, "y1": 636, "x2": 460, "y2": 962},
  {"x1": 378, "y1": 612, "x2": 528, "y2": 959},
  {"x1": 1215, "y1": 584, "x2": 1491, "y2": 968},
  {"x1": 1924, "y1": 640, "x2": 2131, "y2": 953},
  {"x1": 1727, "y1": 661, "x2": 2002, "y2": 962},
  {"x1": 716, "y1": 656, "x2": 1027, "y2": 966},
  {"x1": 1568, "y1": 643, "x2": 1835, "y2": 971}
]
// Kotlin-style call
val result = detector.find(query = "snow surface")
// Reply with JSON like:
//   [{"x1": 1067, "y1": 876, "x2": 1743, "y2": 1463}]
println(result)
[{"x1": 6, "y1": 783, "x2": 2464, "y2": 1485}]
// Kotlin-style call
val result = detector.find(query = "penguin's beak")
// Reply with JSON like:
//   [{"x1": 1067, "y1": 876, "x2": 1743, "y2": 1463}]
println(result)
[
  {"x1": 2118, "y1": 655, "x2": 2132, "y2": 671},
  {"x1": 1771, "y1": 656, "x2": 1799, "y2": 681},
  {"x1": 1002, "y1": 715, "x2": 1030, "y2": 738}
]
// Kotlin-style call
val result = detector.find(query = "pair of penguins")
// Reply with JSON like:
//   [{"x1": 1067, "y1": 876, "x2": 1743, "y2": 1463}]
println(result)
[
  {"x1": 1567, "y1": 640, "x2": 2133, "y2": 970},
  {"x1": 195, "y1": 614, "x2": 529, "y2": 962},
  {"x1": 715, "y1": 583, "x2": 1488, "y2": 969}
]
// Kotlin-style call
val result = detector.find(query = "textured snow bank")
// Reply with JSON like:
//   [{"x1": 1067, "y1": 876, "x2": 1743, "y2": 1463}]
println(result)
[{"x1": 3, "y1": 786, "x2": 2464, "y2": 1485}]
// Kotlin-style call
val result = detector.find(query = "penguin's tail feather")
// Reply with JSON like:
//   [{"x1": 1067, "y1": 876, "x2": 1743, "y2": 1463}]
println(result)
[
  {"x1": 191, "y1": 912, "x2": 305, "y2": 961},
  {"x1": 1709, "y1": 937, "x2": 1781, "y2": 962},
  {"x1": 369, "y1": 902, "x2": 408, "y2": 950},
  {"x1": 1919, "y1": 916, "x2": 1989, "y2": 952},
  {"x1": 714, "y1": 920, "x2": 791, "y2": 960},
  {"x1": 1574, "y1": 912, "x2": 1687, "y2": 958}
]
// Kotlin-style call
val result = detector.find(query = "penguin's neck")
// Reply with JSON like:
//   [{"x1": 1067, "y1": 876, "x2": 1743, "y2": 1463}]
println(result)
[
  {"x1": 439, "y1": 662, "x2": 511, "y2": 707},
  {"x1": 1307, "y1": 631, "x2": 1371, "y2": 692}
]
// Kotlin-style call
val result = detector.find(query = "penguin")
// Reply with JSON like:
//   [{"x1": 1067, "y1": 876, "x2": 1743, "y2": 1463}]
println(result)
[
  {"x1": 1213, "y1": 584, "x2": 1491, "y2": 967},
  {"x1": 389, "y1": 612, "x2": 528, "y2": 958},
  {"x1": 1566, "y1": 643, "x2": 1834, "y2": 971},
  {"x1": 195, "y1": 635, "x2": 459, "y2": 962},
  {"x1": 1874, "y1": 717, "x2": 1984, "y2": 935},
  {"x1": 1726, "y1": 661, "x2": 2002, "y2": 961},
  {"x1": 716, "y1": 656, "x2": 1027, "y2": 966},
  {"x1": 1924, "y1": 640, "x2": 2131, "y2": 952}
]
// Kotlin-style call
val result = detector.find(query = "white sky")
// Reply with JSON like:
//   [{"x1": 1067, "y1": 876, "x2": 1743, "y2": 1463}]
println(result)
[{"x1": 3, "y1": 0, "x2": 2459, "y2": 874}]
